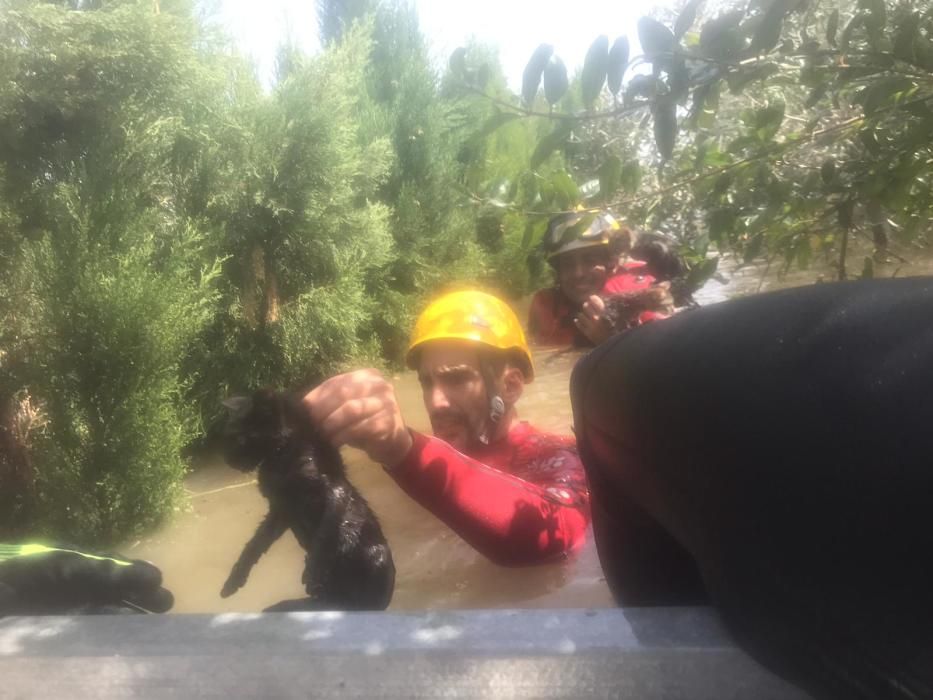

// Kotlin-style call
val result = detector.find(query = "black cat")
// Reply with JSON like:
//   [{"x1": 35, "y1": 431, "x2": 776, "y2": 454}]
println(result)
[
  {"x1": 219, "y1": 388, "x2": 395, "y2": 612},
  {"x1": 603, "y1": 284, "x2": 675, "y2": 333}
]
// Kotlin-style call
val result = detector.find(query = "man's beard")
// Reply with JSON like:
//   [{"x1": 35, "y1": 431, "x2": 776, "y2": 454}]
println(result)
[{"x1": 429, "y1": 407, "x2": 487, "y2": 450}]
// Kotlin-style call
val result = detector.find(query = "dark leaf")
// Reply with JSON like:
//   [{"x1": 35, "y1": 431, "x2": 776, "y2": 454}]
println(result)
[
  {"x1": 727, "y1": 134, "x2": 759, "y2": 153},
  {"x1": 669, "y1": 56, "x2": 690, "y2": 99},
  {"x1": 685, "y1": 256, "x2": 719, "y2": 290},
  {"x1": 638, "y1": 17, "x2": 676, "y2": 60},
  {"x1": 689, "y1": 83, "x2": 712, "y2": 126},
  {"x1": 826, "y1": 9, "x2": 839, "y2": 46},
  {"x1": 859, "y1": 0, "x2": 886, "y2": 38},
  {"x1": 904, "y1": 101, "x2": 933, "y2": 119},
  {"x1": 750, "y1": 0, "x2": 788, "y2": 54},
  {"x1": 696, "y1": 143, "x2": 732, "y2": 170},
  {"x1": 543, "y1": 55, "x2": 569, "y2": 105},
  {"x1": 478, "y1": 111, "x2": 521, "y2": 137},
  {"x1": 607, "y1": 37, "x2": 630, "y2": 95},
  {"x1": 653, "y1": 97, "x2": 678, "y2": 160},
  {"x1": 597, "y1": 155, "x2": 623, "y2": 201},
  {"x1": 726, "y1": 62, "x2": 780, "y2": 93},
  {"x1": 744, "y1": 234, "x2": 764, "y2": 262},
  {"x1": 530, "y1": 122, "x2": 573, "y2": 170},
  {"x1": 470, "y1": 112, "x2": 519, "y2": 146},
  {"x1": 699, "y1": 81, "x2": 721, "y2": 128},
  {"x1": 522, "y1": 44, "x2": 554, "y2": 106},
  {"x1": 800, "y1": 38, "x2": 822, "y2": 55},
  {"x1": 699, "y1": 11, "x2": 746, "y2": 59},
  {"x1": 859, "y1": 128, "x2": 882, "y2": 155},
  {"x1": 711, "y1": 171, "x2": 733, "y2": 198},
  {"x1": 742, "y1": 100, "x2": 784, "y2": 141},
  {"x1": 449, "y1": 48, "x2": 467, "y2": 76},
  {"x1": 476, "y1": 64, "x2": 491, "y2": 89},
  {"x1": 804, "y1": 84, "x2": 826, "y2": 107},
  {"x1": 624, "y1": 74, "x2": 657, "y2": 105},
  {"x1": 459, "y1": 111, "x2": 521, "y2": 161},
  {"x1": 837, "y1": 200, "x2": 854, "y2": 229},
  {"x1": 839, "y1": 15, "x2": 862, "y2": 51},
  {"x1": 893, "y1": 17, "x2": 919, "y2": 63},
  {"x1": 857, "y1": 76, "x2": 914, "y2": 114},
  {"x1": 581, "y1": 35, "x2": 610, "y2": 107},
  {"x1": 796, "y1": 236, "x2": 811, "y2": 270},
  {"x1": 675, "y1": 0, "x2": 704, "y2": 39},
  {"x1": 754, "y1": 101, "x2": 785, "y2": 139},
  {"x1": 706, "y1": 208, "x2": 736, "y2": 241},
  {"x1": 620, "y1": 161, "x2": 643, "y2": 193}
]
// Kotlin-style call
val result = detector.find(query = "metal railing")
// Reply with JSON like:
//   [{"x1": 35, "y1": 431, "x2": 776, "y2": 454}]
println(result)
[{"x1": 0, "y1": 607, "x2": 811, "y2": 698}]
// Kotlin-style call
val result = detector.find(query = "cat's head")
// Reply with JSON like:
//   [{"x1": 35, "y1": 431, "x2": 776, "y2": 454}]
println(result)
[{"x1": 220, "y1": 389, "x2": 292, "y2": 472}]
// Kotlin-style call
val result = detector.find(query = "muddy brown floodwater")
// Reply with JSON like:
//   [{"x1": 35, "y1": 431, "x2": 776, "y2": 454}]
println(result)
[
  {"x1": 127, "y1": 249, "x2": 933, "y2": 613},
  {"x1": 128, "y1": 348, "x2": 613, "y2": 612}
]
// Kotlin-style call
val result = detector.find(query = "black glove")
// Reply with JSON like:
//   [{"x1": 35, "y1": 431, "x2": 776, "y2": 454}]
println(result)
[{"x1": 0, "y1": 543, "x2": 174, "y2": 615}]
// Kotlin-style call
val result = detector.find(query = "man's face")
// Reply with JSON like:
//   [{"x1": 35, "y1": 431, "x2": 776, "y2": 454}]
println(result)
[
  {"x1": 417, "y1": 340, "x2": 489, "y2": 451},
  {"x1": 556, "y1": 246, "x2": 611, "y2": 304}
]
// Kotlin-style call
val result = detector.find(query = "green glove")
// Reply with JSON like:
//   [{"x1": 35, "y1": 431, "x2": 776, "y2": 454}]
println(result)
[{"x1": 0, "y1": 542, "x2": 174, "y2": 615}]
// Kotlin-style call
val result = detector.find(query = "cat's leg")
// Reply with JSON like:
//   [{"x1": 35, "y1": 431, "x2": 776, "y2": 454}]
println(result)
[
  {"x1": 302, "y1": 481, "x2": 351, "y2": 599},
  {"x1": 221, "y1": 509, "x2": 288, "y2": 598}
]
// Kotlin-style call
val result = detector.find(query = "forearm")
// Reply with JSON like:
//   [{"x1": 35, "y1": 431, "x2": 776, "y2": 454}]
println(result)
[{"x1": 387, "y1": 432, "x2": 589, "y2": 566}]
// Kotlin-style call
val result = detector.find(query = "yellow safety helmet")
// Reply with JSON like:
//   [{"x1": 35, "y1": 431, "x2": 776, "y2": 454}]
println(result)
[{"x1": 406, "y1": 290, "x2": 534, "y2": 382}]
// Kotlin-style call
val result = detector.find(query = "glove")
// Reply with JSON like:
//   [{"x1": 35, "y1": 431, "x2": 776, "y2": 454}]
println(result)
[{"x1": 0, "y1": 542, "x2": 174, "y2": 615}]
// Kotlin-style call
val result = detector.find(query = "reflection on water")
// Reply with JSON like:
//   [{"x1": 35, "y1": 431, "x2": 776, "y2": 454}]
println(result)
[
  {"x1": 128, "y1": 250, "x2": 933, "y2": 613},
  {"x1": 693, "y1": 247, "x2": 933, "y2": 306},
  {"x1": 128, "y1": 348, "x2": 614, "y2": 613}
]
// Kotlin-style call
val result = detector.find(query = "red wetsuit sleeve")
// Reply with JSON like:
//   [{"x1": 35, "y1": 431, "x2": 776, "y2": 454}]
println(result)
[
  {"x1": 528, "y1": 289, "x2": 576, "y2": 347},
  {"x1": 388, "y1": 431, "x2": 590, "y2": 566}
]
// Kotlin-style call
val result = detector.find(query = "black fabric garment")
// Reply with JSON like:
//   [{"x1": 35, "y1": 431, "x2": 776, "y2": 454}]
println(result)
[
  {"x1": 571, "y1": 277, "x2": 933, "y2": 700},
  {"x1": 0, "y1": 544, "x2": 173, "y2": 615}
]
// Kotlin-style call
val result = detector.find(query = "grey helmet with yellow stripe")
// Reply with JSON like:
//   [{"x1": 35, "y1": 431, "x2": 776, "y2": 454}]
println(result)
[{"x1": 541, "y1": 209, "x2": 630, "y2": 261}]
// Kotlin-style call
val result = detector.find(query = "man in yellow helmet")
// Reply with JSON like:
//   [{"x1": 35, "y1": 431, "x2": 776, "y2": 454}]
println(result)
[{"x1": 303, "y1": 290, "x2": 589, "y2": 566}]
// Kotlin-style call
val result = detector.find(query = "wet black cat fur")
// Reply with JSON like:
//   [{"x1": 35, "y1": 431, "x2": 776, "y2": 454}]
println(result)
[{"x1": 219, "y1": 388, "x2": 395, "y2": 611}]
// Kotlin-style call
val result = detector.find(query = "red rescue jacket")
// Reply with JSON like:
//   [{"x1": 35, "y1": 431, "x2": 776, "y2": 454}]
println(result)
[
  {"x1": 388, "y1": 422, "x2": 590, "y2": 566},
  {"x1": 528, "y1": 262, "x2": 663, "y2": 347}
]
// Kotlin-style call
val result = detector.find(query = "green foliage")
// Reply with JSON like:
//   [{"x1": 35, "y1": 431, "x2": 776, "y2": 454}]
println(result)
[
  {"x1": 450, "y1": 0, "x2": 933, "y2": 287},
  {"x1": 14, "y1": 0, "x2": 931, "y2": 547},
  {"x1": 187, "y1": 21, "x2": 397, "y2": 430},
  {"x1": 0, "y1": 0, "x2": 234, "y2": 542},
  {"x1": 0, "y1": 0, "x2": 555, "y2": 544},
  {"x1": 17, "y1": 216, "x2": 219, "y2": 543},
  {"x1": 317, "y1": 0, "x2": 377, "y2": 44}
]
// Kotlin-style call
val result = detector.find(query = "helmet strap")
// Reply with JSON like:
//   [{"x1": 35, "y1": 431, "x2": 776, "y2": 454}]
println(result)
[{"x1": 477, "y1": 358, "x2": 506, "y2": 446}]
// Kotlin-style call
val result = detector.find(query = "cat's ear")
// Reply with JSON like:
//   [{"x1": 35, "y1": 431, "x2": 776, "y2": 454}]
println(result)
[{"x1": 222, "y1": 396, "x2": 252, "y2": 414}]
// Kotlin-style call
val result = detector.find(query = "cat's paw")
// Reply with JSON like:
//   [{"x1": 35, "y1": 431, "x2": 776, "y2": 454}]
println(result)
[{"x1": 220, "y1": 570, "x2": 247, "y2": 598}]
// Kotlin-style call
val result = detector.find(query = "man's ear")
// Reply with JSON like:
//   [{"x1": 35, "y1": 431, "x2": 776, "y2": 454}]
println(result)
[{"x1": 501, "y1": 365, "x2": 525, "y2": 405}]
